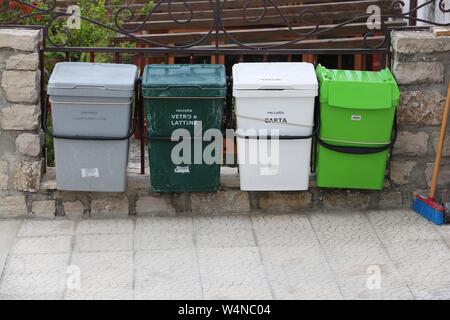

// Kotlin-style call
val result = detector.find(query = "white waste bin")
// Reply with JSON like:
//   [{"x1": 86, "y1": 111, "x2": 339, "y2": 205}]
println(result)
[
  {"x1": 47, "y1": 62, "x2": 138, "y2": 192},
  {"x1": 232, "y1": 62, "x2": 318, "y2": 191}
]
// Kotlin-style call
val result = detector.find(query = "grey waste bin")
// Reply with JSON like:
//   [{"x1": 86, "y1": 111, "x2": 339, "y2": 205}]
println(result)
[{"x1": 47, "y1": 62, "x2": 138, "y2": 192}]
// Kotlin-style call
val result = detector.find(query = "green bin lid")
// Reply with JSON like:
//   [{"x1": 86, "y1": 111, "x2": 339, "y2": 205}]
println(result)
[
  {"x1": 142, "y1": 64, "x2": 226, "y2": 89},
  {"x1": 316, "y1": 64, "x2": 400, "y2": 110}
]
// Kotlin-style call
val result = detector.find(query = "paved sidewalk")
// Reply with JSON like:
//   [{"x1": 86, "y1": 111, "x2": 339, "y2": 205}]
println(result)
[{"x1": 0, "y1": 209, "x2": 449, "y2": 300}]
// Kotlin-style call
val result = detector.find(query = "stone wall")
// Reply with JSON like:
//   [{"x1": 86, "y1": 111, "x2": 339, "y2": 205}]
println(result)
[
  {"x1": 0, "y1": 28, "x2": 449, "y2": 219},
  {"x1": 391, "y1": 30, "x2": 450, "y2": 205},
  {"x1": 0, "y1": 29, "x2": 43, "y2": 218}
]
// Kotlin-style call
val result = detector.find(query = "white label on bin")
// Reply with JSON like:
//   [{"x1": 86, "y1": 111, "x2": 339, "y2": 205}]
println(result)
[
  {"x1": 351, "y1": 115, "x2": 362, "y2": 121},
  {"x1": 81, "y1": 168, "x2": 100, "y2": 178},
  {"x1": 175, "y1": 166, "x2": 190, "y2": 174}
]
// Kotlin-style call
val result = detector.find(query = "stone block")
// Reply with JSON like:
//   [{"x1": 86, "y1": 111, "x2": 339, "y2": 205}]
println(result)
[
  {"x1": 0, "y1": 104, "x2": 40, "y2": 131},
  {"x1": 1, "y1": 70, "x2": 40, "y2": 103},
  {"x1": 392, "y1": 131, "x2": 429, "y2": 156},
  {"x1": 393, "y1": 62, "x2": 444, "y2": 85},
  {"x1": 0, "y1": 29, "x2": 40, "y2": 52},
  {"x1": 259, "y1": 192, "x2": 312, "y2": 212},
  {"x1": 6, "y1": 53, "x2": 39, "y2": 71},
  {"x1": 322, "y1": 191, "x2": 370, "y2": 210},
  {"x1": 0, "y1": 195, "x2": 28, "y2": 218},
  {"x1": 15, "y1": 133, "x2": 43, "y2": 157},
  {"x1": 13, "y1": 160, "x2": 42, "y2": 192},
  {"x1": 91, "y1": 195, "x2": 129, "y2": 217},
  {"x1": 398, "y1": 91, "x2": 446, "y2": 125},
  {"x1": 191, "y1": 191, "x2": 251, "y2": 214},
  {"x1": 390, "y1": 160, "x2": 416, "y2": 185},
  {"x1": 425, "y1": 163, "x2": 450, "y2": 187},
  {"x1": 379, "y1": 191, "x2": 404, "y2": 209},
  {"x1": 432, "y1": 131, "x2": 450, "y2": 157},
  {"x1": 32, "y1": 200, "x2": 56, "y2": 218},
  {"x1": 63, "y1": 200, "x2": 85, "y2": 217},
  {"x1": 441, "y1": 189, "x2": 450, "y2": 203},
  {"x1": 136, "y1": 195, "x2": 176, "y2": 216},
  {"x1": 127, "y1": 174, "x2": 150, "y2": 191},
  {"x1": 0, "y1": 160, "x2": 8, "y2": 190},
  {"x1": 391, "y1": 31, "x2": 450, "y2": 54}
]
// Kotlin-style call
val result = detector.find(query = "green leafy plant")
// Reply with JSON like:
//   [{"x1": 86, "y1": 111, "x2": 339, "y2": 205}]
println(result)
[
  {"x1": 45, "y1": 116, "x2": 55, "y2": 167},
  {"x1": 139, "y1": 2, "x2": 155, "y2": 16}
]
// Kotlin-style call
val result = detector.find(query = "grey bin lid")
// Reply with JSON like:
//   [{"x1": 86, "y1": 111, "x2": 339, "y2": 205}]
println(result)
[{"x1": 47, "y1": 62, "x2": 138, "y2": 98}]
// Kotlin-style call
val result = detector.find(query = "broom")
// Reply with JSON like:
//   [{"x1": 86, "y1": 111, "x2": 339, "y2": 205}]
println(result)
[{"x1": 412, "y1": 83, "x2": 450, "y2": 225}]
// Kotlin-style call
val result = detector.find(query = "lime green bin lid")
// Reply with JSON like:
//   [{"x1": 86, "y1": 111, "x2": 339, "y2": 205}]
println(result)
[
  {"x1": 142, "y1": 64, "x2": 226, "y2": 89},
  {"x1": 316, "y1": 64, "x2": 400, "y2": 110}
]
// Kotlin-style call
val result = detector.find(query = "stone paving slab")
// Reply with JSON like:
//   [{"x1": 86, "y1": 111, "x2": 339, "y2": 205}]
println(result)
[
  {"x1": 134, "y1": 248, "x2": 203, "y2": 300},
  {"x1": 193, "y1": 216, "x2": 255, "y2": 248},
  {"x1": 75, "y1": 219, "x2": 134, "y2": 235},
  {"x1": 11, "y1": 236, "x2": 72, "y2": 255},
  {"x1": 17, "y1": 220, "x2": 75, "y2": 237},
  {"x1": 0, "y1": 221, "x2": 21, "y2": 277},
  {"x1": 259, "y1": 245, "x2": 341, "y2": 300},
  {"x1": 135, "y1": 217, "x2": 194, "y2": 250},
  {"x1": 74, "y1": 234, "x2": 134, "y2": 252},
  {"x1": 197, "y1": 246, "x2": 272, "y2": 300},
  {"x1": 251, "y1": 214, "x2": 317, "y2": 247},
  {"x1": 1, "y1": 210, "x2": 450, "y2": 300}
]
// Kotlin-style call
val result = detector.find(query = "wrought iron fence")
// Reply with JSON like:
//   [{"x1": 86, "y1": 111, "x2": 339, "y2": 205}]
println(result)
[{"x1": 0, "y1": 0, "x2": 449, "y2": 55}]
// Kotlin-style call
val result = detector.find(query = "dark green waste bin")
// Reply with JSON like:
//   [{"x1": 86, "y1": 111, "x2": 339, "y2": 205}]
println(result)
[{"x1": 142, "y1": 64, "x2": 226, "y2": 192}]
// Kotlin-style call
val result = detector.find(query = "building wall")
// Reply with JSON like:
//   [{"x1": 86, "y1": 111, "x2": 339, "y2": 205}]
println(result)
[{"x1": 416, "y1": 0, "x2": 450, "y2": 25}]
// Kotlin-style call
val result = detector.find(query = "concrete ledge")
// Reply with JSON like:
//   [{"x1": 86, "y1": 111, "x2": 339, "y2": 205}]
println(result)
[{"x1": 2, "y1": 166, "x2": 419, "y2": 219}]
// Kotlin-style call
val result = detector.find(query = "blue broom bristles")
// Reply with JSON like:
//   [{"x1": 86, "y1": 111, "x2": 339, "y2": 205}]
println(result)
[{"x1": 412, "y1": 197, "x2": 445, "y2": 225}]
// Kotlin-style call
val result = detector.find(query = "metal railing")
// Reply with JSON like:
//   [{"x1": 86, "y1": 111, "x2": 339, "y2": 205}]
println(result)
[{"x1": 1, "y1": 0, "x2": 449, "y2": 53}]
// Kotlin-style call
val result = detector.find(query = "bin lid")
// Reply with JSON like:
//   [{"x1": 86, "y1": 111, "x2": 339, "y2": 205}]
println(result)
[
  {"x1": 233, "y1": 62, "x2": 318, "y2": 91},
  {"x1": 316, "y1": 64, "x2": 400, "y2": 110},
  {"x1": 48, "y1": 62, "x2": 138, "y2": 97},
  {"x1": 142, "y1": 64, "x2": 226, "y2": 89}
]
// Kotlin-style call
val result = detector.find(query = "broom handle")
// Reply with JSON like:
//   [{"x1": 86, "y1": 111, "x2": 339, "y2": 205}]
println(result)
[{"x1": 430, "y1": 83, "x2": 450, "y2": 199}]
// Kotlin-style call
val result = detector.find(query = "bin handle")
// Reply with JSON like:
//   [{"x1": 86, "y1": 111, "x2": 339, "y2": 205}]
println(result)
[
  {"x1": 43, "y1": 78, "x2": 141, "y2": 141},
  {"x1": 317, "y1": 138, "x2": 394, "y2": 154},
  {"x1": 72, "y1": 85, "x2": 107, "y2": 90},
  {"x1": 316, "y1": 112, "x2": 398, "y2": 155}
]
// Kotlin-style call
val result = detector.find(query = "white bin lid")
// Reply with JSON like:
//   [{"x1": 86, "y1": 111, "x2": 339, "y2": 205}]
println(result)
[
  {"x1": 233, "y1": 62, "x2": 318, "y2": 91},
  {"x1": 48, "y1": 62, "x2": 138, "y2": 98}
]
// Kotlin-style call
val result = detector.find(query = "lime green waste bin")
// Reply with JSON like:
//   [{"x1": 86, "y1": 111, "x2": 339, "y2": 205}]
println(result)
[
  {"x1": 315, "y1": 65, "x2": 400, "y2": 190},
  {"x1": 142, "y1": 64, "x2": 226, "y2": 192}
]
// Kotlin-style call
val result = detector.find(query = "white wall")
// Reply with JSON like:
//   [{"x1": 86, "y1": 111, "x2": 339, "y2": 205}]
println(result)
[{"x1": 415, "y1": 0, "x2": 450, "y2": 25}]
